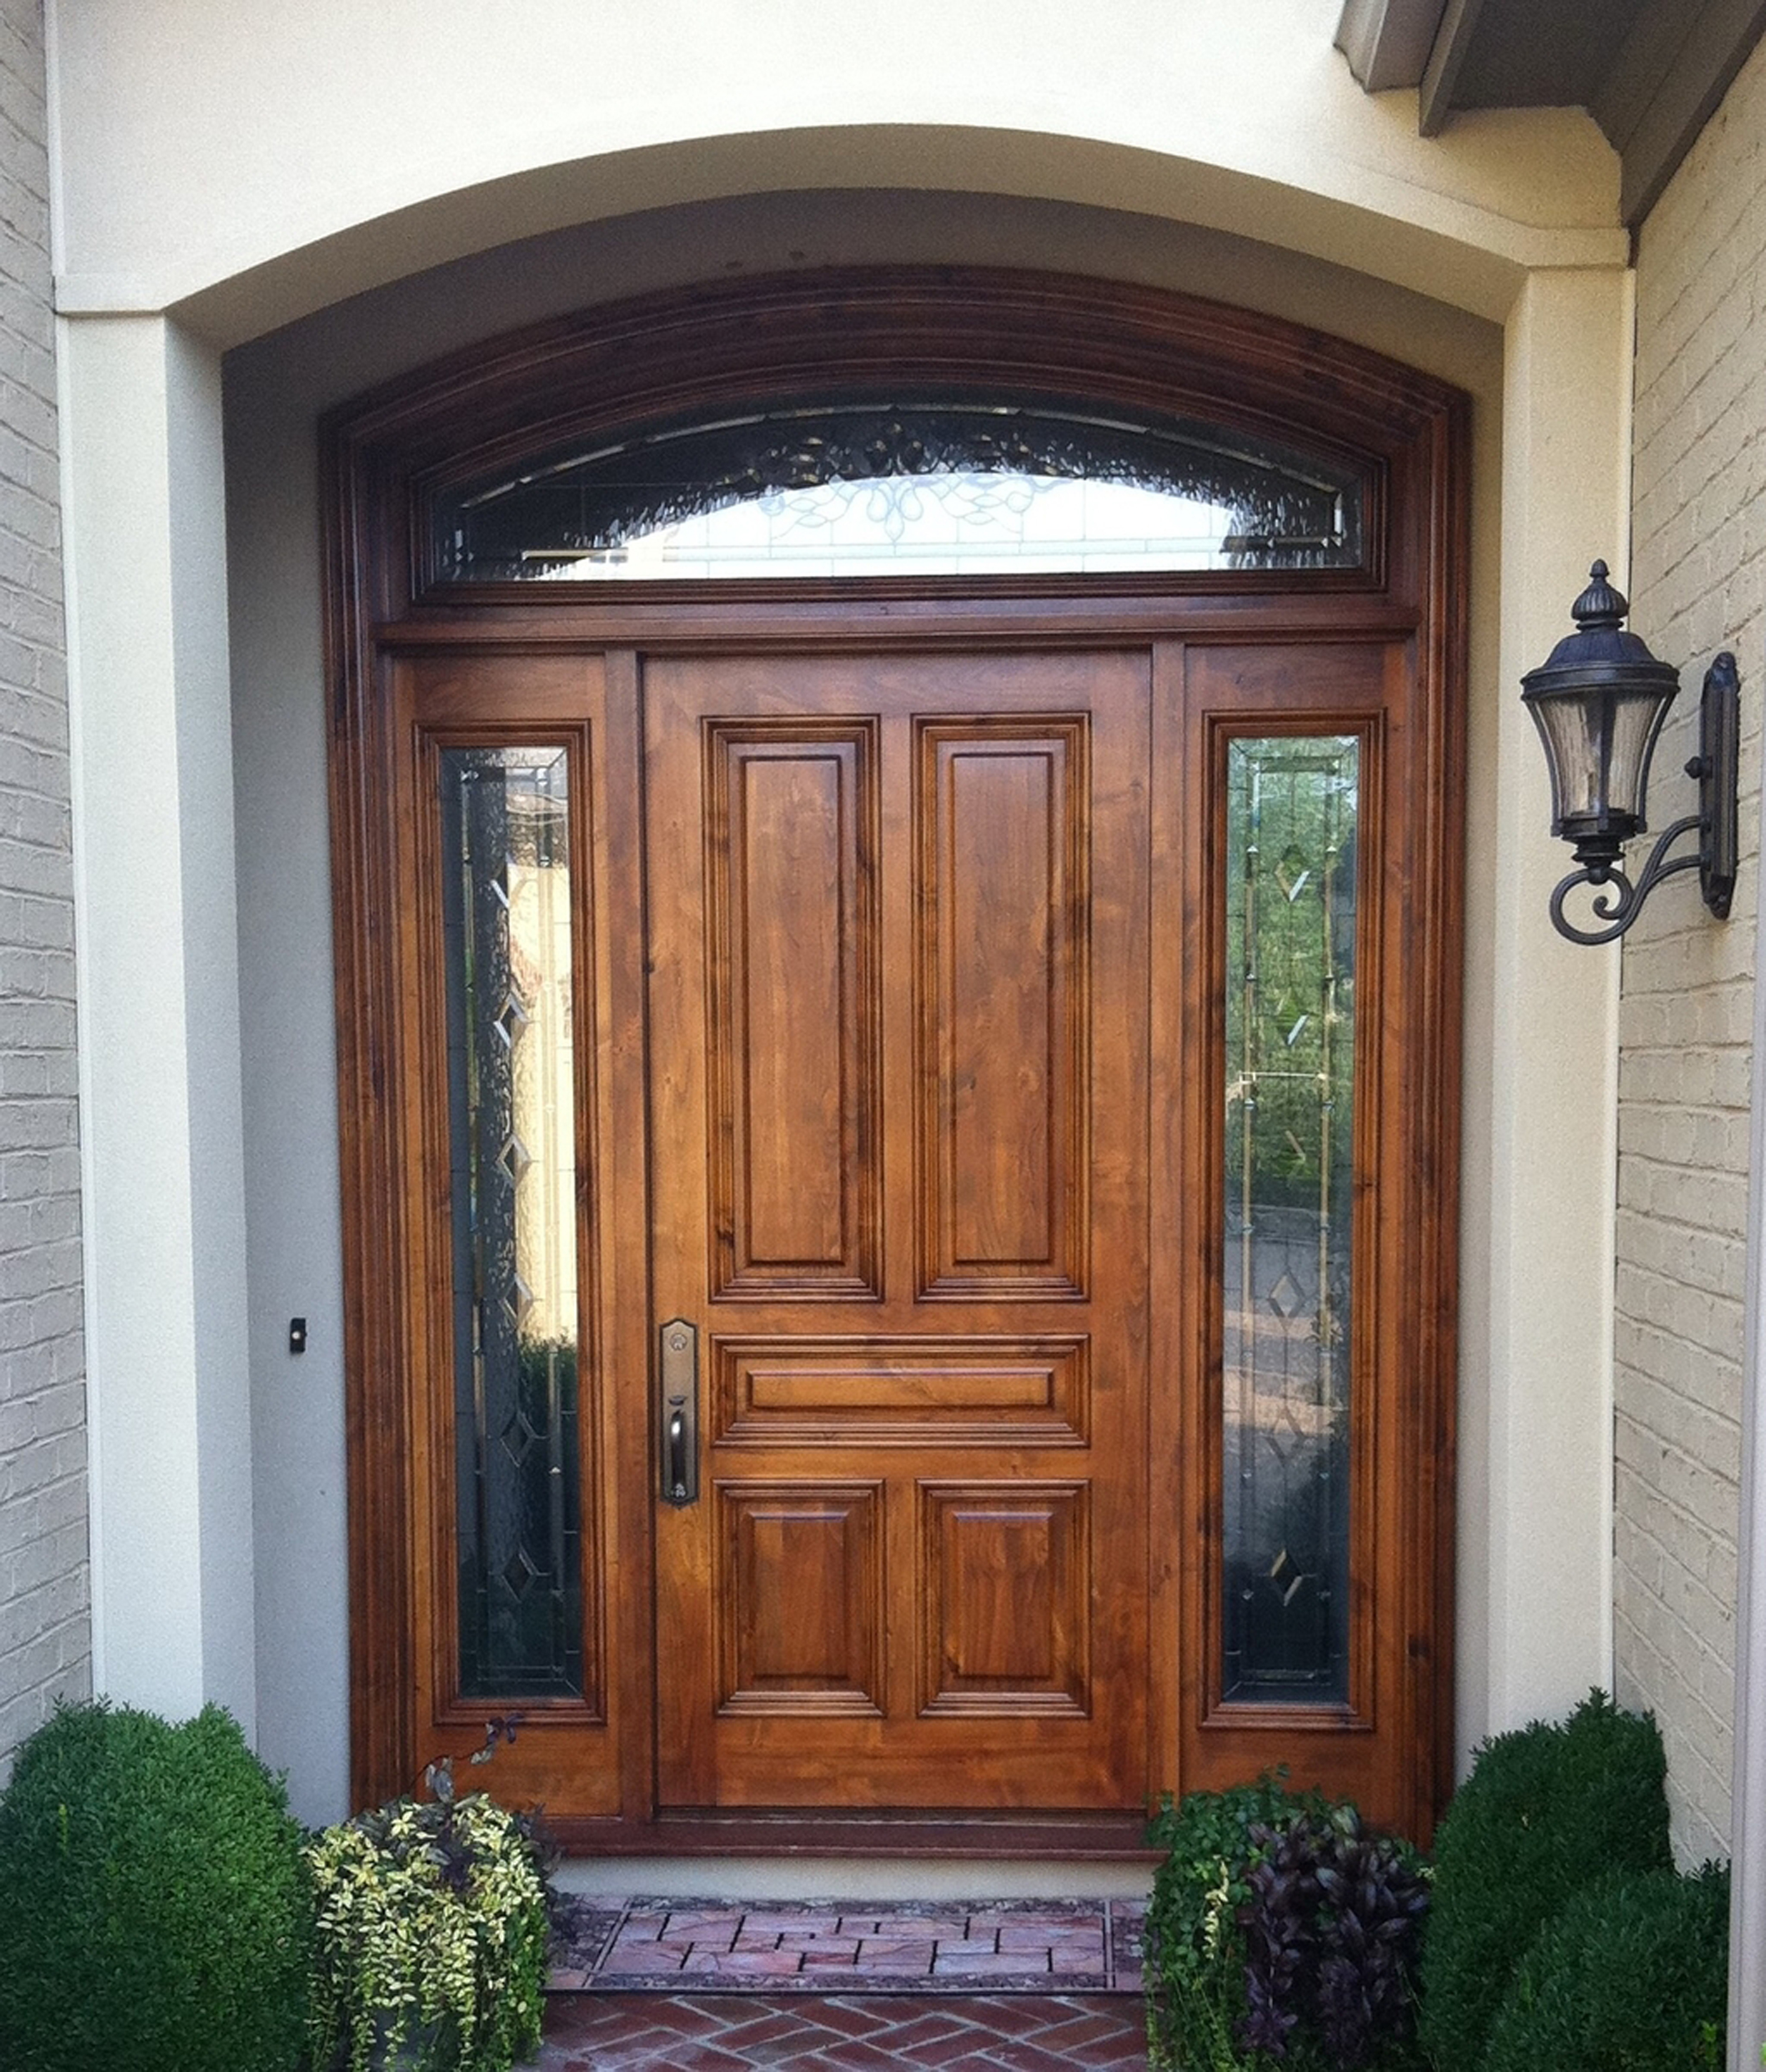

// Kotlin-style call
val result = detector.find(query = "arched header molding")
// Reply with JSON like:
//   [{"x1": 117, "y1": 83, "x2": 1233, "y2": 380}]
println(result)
[{"x1": 326, "y1": 264, "x2": 1465, "y2": 629}]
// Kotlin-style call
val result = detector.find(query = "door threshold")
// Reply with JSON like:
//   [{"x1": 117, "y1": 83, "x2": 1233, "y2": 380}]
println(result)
[{"x1": 547, "y1": 1810, "x2": 1159, "y2": 1866}]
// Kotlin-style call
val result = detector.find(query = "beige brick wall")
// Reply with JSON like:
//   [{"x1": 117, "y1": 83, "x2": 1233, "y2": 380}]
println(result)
[
  {"x1": 1620, "y1": 28, "x2": 1766, "y2": 1865},
  {"x1": 0, "y1": 0, "x2": 84, "y2": 1781}
]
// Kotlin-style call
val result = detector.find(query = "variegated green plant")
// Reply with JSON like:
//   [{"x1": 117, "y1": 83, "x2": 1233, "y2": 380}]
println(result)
[{"x1": 304, "y1": 1761, "x2": 549, "y2": 2072}]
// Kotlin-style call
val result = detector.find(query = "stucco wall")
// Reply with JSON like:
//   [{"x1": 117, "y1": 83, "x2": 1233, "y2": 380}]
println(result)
[
  {"x1": 0, "y1": 0, "x2": 84, "y2": 1778},
  {"x1": 51, "y1": 0, "x2": 1622, "y2": 339},
  {"x1": 1620, "y1": 28, "x2": 1766, "y2": 1865}
]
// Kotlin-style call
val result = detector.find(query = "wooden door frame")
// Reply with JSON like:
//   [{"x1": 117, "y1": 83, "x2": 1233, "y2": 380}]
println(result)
[{"x1": 324, "y1": 265, "x2": 1467, "y2": 1848}]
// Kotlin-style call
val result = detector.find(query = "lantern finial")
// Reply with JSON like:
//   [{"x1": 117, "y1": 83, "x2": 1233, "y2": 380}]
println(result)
[{"x1": 1571, "y1": 560, "x2": 1625, "y2": 629}]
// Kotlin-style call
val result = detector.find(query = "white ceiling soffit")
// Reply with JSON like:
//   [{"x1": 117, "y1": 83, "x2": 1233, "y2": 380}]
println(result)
[{"x1": 1335, "y1": 0, "x2": 1766, "y2": 226}]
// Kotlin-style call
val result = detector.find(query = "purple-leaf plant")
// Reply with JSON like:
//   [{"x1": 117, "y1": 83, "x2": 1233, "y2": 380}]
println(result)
[{"x1": 1238, "y1": 1807, "x2": 1430, "y2": 2069}]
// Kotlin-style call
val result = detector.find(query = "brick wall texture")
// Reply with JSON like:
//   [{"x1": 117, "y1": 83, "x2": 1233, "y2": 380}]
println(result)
[
  {"x1": 1620, "y1": 29, "x2": 1766, "y2": 1865},
  {"x1": 0, "y1": 0, "x2": 84, "y2": 1782}
]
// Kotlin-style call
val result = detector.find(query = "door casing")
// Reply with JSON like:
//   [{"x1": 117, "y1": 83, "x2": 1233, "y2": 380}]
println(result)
[{"x1": 325, "y1": 266, "x2": 1467, "y2": 1851}]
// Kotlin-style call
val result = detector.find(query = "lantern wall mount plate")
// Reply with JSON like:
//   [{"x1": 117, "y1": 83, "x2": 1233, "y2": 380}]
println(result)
[{"x1": 1522, "y1": 562, "x2": 1740, "y2": 947}]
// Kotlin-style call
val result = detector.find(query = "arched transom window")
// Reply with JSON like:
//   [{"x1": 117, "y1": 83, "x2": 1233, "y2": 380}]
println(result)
[{"x1": 434, "y1": 395, "x2": 1367, "y2": 582}]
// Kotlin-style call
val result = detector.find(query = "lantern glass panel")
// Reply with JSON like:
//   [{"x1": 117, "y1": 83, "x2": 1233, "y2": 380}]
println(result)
[
  {"x1": 1528, "y1": 679, "x2": 1674, "y2": 835},
  {"x1": 1605, "y1": 684, "x2": 1673, "y2": 825}
]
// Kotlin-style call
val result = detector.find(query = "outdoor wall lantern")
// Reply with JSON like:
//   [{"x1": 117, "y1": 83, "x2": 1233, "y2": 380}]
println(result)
[{"x1": 1522, "y1": 560, "x2": 1739, "y2": 946}]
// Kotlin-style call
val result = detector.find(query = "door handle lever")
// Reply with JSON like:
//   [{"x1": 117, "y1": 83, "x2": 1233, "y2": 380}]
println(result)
[{"x1": 659, "y1": 1318, "x2": 699, "y2": 1505}]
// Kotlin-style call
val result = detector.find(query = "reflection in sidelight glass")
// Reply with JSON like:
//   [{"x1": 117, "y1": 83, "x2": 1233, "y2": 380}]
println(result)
[
  {"x1": 433, "y1": 399, "x2": 1366, "y2": 581},
  {"x1": 1222, "y1": 736, "x2": 1358, "y2": 1704},
  {"x1": 441, "y1": 747, "x2": 584, "y2": 1698}
]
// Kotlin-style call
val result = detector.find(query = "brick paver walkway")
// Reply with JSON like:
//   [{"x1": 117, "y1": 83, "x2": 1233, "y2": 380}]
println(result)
[{"x1": 537, "y1": 1989, "x2": 1149, "y2": 2067}]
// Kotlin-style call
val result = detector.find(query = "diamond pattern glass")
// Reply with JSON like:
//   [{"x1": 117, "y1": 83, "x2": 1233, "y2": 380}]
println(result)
[
  {"x1": 440, "y1": 745, "x2": 584, "y2": 1700},
  {"x1": 1221, "y1": 735, "x2": 1358, "y2": 1704},
  {"x1": 433, "y1": 397, "x2": 1366, "y2": 582}
]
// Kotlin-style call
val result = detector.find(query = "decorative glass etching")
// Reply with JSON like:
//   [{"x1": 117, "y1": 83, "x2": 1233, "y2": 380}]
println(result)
[
  {"x1": 433, "y1": 399, "x2": 1365, "y2": 581},
  {"x1": 441, "y1": 747, "x2": 584, "y2": 1699},
  {"x1": 1221, "y1": 736, "x2": 1359, "y2": 1704}
]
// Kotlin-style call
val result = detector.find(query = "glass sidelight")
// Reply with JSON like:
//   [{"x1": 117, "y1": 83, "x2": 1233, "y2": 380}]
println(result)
[
  {"x1": 1221, "y1": 734, "x2": 1359, "y2": 1705},
  {"x1": 439, "y1": 746, "x2": 584, "y2": 1699}
]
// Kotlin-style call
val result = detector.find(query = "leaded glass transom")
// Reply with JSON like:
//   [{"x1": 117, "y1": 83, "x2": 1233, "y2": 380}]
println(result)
[
  {"x1": 1222, "y1": 734, "x2": 1359, "y2": 1705},
  {"x1": 433, "y1": 398, "x2": 1366, "y2": 582}
]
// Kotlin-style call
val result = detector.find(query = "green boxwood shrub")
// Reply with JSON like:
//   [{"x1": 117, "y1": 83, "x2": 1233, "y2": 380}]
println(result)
[
  {"x1": 0, "y1": 1699, "x2": 311, "y2": 2072},
  {"x1": 1417, "y1": 1690, "x2": 1672, "y2": 2072},
  {"x1": 1481, "y1": 1863, "x2": 1730, "y2": 2072}
]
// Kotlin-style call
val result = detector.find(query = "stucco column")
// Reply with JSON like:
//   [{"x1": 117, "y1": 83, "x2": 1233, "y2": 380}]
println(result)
[
  {"x1": 59, "y1": 312, "x2": 254, "y2": 1730},
  {"x1": 1476, "y1": 265, "x2": 1634, "y2": 1734}
]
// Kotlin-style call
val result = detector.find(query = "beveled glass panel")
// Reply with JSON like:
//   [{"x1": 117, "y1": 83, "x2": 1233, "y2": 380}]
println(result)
[
  {"x1": 1222, "y1": 736, "x2": 1358, "y2": 1705},
  {"x1": 434, "y1": 398, "x2": 1365, "y2": 581},
  {"x1": 440, "y1": 746, "x2": 584, "y2": 1699}
]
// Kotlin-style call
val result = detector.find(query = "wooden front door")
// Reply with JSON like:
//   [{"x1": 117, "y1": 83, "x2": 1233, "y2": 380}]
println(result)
[
  {"x1": 371, "y1": 615, "x2": 1451, "y2": 1843},
  {"x1": 644, "y1": 649, "x2": 1150, "y2": 1811},
  {"x1": 331, "y1": 267, "x2": 1464, "y2": 1848}
]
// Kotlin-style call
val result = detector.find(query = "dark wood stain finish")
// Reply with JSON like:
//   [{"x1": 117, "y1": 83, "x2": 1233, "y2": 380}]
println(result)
[
  {"x1": 324, "y1": 267, "x2": 1467, "y2": 1848},
  {"x1": 647, "y1": 646, "x2": 1151, "y2": 1816}
]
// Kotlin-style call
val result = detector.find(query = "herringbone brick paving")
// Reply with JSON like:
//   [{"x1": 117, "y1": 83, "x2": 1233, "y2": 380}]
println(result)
[{"x1": 538, "y1": 1989, "x2": 1148, "y2": 2067}]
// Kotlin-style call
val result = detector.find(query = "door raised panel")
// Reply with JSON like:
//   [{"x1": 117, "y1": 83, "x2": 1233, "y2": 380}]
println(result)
[
  {"x1": 649, "y1": 647, "x2": 1150, "y2": 1813},
  {"x1": 917, "y1": 719, "x2": 1089, "y2": 1300},
  {"x1": 919, "y1": 1482, "x2": 1091, "y2": 1716},
  {"x1": 715, "y1": 1482, "x2": 884, "y2": 1716},
  {"x1": 334, "y1": 273, "x2": 1462, "y2": 1846},
  {"x1": 704, "y1": 720, "x2": 882, "y2": 1299},
  {"x1": 711, "y1": 1335, "x2": 1091, "y2": 1448},
  {"x1": 358, "y1": 625, "x2": 1451, "y2": 1838}
]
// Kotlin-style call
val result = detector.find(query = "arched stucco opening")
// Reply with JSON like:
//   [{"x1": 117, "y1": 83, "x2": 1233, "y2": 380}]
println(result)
[
  {"x1": 51, "y1": 0, "x2": 1622, "y2": 342},
  {"x1": 195, "y1": 185, "x2": 1522, "y2": 1828},
  {"x1": 62, "y1": 146, "x2": 1626, "y2": 1847}
]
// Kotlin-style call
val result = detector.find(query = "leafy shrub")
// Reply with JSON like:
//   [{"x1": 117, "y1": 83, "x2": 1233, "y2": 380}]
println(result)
[
  {"x1": 1481, "y1": 1863, "x2": 1730, "y2": 2072},
  {"x1": 1147, "y1": 1774, "x2": 1319, "y2": 2070},
  {"x1": 1239, "y1": 1806, "x2": 1428, "y2": 2068},
  {"x1": 1145, "y1": 1775, "x2": 1426, "y2": 2072},
  {"x1": 306, "y1": 1759, "x2": 549, "y2": 2072},
  {"x1": 0, "y1": 1698, "x2": 312, "y2": 2072},
  {"x1": 1417, "y1": 1690, "x2": 1672, "y2": 2072}
]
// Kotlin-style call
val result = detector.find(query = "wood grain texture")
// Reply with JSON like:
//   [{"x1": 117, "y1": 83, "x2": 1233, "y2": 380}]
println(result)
[
  {"x1": 919, "y1": 1482, "x2": 1091, "y2": 1716},
  {"x1": 649, "y1": 646, "x2": 1149, "y2": 1814},
  {"x1": 391, "y1": 657, "x2": 624, "y2": 1813},
  {"x1": 715, "y1": 1482, "x2": 884, "y2": 1715},
  {"x1": 711, "y1": 1336, "x2": 1090, "y2": 1448},
  {"x1": 704, "y1": 722, "x2": 881, "y2": 1297},
  {"x1": 917, "y1": 721, "x2": 1089, "y2": 1300},
  {"x1": 1162, "y1": 639, "x2": 1455, "y2": 1838}
]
